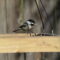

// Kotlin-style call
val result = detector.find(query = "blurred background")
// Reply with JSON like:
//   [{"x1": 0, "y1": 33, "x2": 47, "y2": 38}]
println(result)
[{"x1": 0, "y1": 0, "x2": 60, "y2": 60}]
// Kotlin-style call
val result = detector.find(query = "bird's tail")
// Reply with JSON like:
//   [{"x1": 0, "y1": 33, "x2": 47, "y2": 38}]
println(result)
[{"x1": 13, "y1": 28, "x2": 21, "y2": 32}]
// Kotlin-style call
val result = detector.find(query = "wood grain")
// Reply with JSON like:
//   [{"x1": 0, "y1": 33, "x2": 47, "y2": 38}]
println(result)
[
  {"x1": 0, "y1": 0, "x2": 7, "y2": 33},
  {"x1": 0, "y1": 34, "x2": 60, "y2": 53}
]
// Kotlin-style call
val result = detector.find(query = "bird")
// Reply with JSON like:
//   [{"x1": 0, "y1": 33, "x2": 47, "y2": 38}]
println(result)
[{"x1": 13, "y1": 19, "x2": 35, "y2": 36}]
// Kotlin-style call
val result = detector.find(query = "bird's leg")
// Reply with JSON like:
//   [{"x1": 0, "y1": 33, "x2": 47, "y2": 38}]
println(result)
[
  {"x1": 30, "y1": 33, "x2": 31, "y2": 36},
  {"x1": 26, "y1": 29, "x2": 31, "y2": 36},
  {"x1": 29, "y1": 30, "x2": 32, "y2": 36},
  {"x1": 28, "y1": 29, "x2": 32, "y2": 36}
]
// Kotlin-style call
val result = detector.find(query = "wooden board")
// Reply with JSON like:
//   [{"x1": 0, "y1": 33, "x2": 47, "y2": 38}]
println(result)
[
  {"x1": 0, "y1": 34, "x2": 60, "y2": 53},
  {"x1": 6, "y1": 0, "x2": 18, "y2": 33},
  {"x1": 0, "y1": 0, "x2": 7, "y2": 33}
]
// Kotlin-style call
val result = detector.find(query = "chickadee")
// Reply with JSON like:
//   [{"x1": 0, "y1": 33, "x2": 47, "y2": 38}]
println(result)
[{"x1": 13, "y1": 19, "x2": 35, "y2": 33}]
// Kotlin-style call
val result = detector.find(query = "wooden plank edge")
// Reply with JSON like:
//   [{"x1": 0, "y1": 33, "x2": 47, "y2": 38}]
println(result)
[{"x1": 0, "y1": 34, "x2": 60, "y2": 53}]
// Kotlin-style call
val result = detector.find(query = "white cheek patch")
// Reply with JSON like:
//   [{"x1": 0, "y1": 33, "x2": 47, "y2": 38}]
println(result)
[
  {"x1": 26, "y1": 21, "x2": 31, "y2": 25},
  {"x1": 26, "y1": 21, "x2": 32, "y2": 29}
]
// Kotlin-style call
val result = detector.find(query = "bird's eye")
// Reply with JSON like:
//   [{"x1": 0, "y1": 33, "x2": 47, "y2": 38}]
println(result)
[
  {"x1": 31, "y1": 24, "x2": 33, "y2": 26},
  {"x1": 31, "y1": 23, "x2": 34, "y2": 26}
]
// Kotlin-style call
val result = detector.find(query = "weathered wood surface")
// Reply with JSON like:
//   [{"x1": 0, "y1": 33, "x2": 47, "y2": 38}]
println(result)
[
  {"x1": 0, "y1": 34, "x2": 60, "y2": 53},
  {"x1": 6, "y1": 0, "x2": 19, "y2": 33},
  {"x1": 0, "y1": 0, "x2": 7, "y2": 33},
  {"x1": 0, "y1": 0, "x2": 21, "y2": 60}
]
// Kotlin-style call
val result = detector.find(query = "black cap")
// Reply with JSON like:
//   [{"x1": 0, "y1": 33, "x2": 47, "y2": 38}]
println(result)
[{"x1": 27, "y1": 19, "x2": 35, "y2": 23}]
